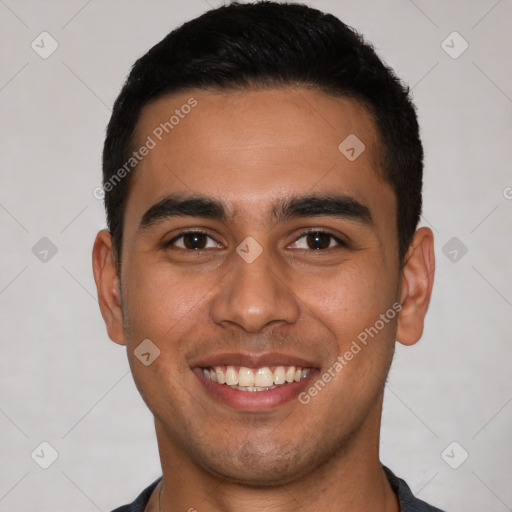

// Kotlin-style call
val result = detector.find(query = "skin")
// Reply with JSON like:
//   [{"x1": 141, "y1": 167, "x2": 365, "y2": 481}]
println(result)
[{"x1": 93, "y1": 87, "x2": 435, "y2": 512}]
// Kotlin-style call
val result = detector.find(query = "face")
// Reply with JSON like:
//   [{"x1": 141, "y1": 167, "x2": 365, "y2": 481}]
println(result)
[{"x1": 93, "y1": 87, "x2": 434, "y2": 486}]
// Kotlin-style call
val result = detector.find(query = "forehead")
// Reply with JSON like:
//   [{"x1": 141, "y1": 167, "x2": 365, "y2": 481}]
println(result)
[{"x1": 125, "y1": 87, "x2": 394, "y2": 230}]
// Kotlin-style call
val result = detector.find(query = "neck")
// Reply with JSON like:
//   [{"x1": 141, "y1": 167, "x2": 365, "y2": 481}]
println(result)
[{"x1": 154, "y1": 399, "x2": 399, "y2": 512}]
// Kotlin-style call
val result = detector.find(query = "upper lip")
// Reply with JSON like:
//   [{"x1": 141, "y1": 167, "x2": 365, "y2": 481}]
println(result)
[{"x1": 191, "y1": 352, "x2": 319, "y2": 369}]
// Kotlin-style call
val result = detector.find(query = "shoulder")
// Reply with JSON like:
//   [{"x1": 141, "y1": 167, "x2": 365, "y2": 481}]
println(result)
[
  {"x1": 383, "y1": 466, "x2": 446, "y2": 512},
  {"x1": 110, "y1": 477, "x2": 162, "y2": 512}
]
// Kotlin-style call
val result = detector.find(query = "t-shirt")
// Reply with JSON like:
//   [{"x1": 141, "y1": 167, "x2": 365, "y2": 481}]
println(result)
[{"x1": 111, "y1": 465, "x2": 446, "y2": 511}]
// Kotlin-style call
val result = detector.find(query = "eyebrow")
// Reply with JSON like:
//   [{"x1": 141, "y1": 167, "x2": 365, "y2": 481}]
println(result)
[
  {"x1": 139, "y1": 195, "x2": 228, "y2": 231},
  {"x1": 274, "y1": 194, "x2": 373, "y2": 225},
  {"x1": 138, "y1": 193, "x2": 373, "y2": 231}
]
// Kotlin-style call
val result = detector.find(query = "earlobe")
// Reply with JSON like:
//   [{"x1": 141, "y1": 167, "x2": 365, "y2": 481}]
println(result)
[
  {"x1": 92, "y1": 229, "x2": 126, "y2": 345},
  {"x1": 396, "y1": 227, "x2": 435, "y2": 346}
]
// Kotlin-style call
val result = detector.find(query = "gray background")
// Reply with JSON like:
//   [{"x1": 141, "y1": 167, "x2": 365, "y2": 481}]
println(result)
[{"x1": 1, "y1": 0, "x2": 511, "y2": 510}]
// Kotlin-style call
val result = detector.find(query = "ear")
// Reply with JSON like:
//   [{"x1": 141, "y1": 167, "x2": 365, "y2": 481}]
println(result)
[
  {"x1": 92, "y1": 229, "x2": 126, "y2": 345},
  {"x1": 396, "y1": 227, "x2": 435, "y2": 346}
]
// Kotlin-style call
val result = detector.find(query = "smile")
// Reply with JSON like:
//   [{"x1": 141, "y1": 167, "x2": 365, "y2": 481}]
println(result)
[
  {"x1": 192, "y1": 353, "x2": 318, "y2": 410},
  {"x1": 200, "y1": 365, "x2": 312, "y2": 391}
]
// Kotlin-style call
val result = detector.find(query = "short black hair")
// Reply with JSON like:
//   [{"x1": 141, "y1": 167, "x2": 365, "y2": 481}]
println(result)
[{"x1": 102, "y1": 1, "x2": 423, "y2": 267}]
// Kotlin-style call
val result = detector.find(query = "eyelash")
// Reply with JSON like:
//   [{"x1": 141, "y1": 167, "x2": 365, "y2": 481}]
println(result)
[
  {"x1": 165, "y1": 229, "x2": 347, "y2": 251},
  {"x1": 290, "y1": 230, "x2": 347, "y2": 250}
]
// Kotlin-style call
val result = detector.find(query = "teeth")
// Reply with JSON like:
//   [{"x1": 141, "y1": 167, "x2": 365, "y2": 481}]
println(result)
[
  {"x1": 255, "y1": 367, "x2": 274, "y2": 387},
  {"x1": 215, "y1": 367, "x2": 225, "y2": 384},
  {"x1": 225, "y1": 366, "x2": 238, "y2": 386},
  {"x1": 201, "y1": 364, "x2": 312, "y2": 390},
  {"x1": 238, "y1": 367, "x2": 255, "y2": 387},
  {"x1": 232, "y1": 385, "x2": 279, "y2": 392},
  {"x1": 273, "y1": 366, "x2": 286, "y2": 385}
]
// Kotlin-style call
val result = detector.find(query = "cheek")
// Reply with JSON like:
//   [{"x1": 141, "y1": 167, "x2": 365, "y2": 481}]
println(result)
[
  {"x1": 298, "y1": 258, "x2": 398, "y2": 339},
  {"x1": 120, "y1": 262, "x2": 204, "y2": 411},
  {"x1": 121, "y1": 260, "x2": 211, "y2": 344},
  {"x1": 297, "y1": 265, "x2": 399, "y2": 408}
]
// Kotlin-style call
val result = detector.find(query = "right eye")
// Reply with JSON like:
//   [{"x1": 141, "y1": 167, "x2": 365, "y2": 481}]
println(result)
[{"x1": 166, "y1": 231, "x2": 223, "y2": 251}]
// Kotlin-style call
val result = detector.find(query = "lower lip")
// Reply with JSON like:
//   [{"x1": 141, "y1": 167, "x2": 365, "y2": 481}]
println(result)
[{"x1": 193, "y1": 368, "x2": 316, "y2": 411}]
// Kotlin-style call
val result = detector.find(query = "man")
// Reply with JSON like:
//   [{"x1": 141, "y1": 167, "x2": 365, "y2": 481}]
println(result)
[{"x1": 92, "y1": 2, "x2": 442, "y2": 510}]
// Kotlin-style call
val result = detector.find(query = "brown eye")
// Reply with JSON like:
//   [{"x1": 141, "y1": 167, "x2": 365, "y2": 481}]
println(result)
[
  {"x1": 182, "y1": 233, "x2": 207, "y2": 249},
  {"x1": 306, "y1": 232, "x2": 332, "y2": 250},
  {"x1": 290, "y1": 231, "x2": 345, "y2": 250},
  {"x1": 168, "y1": 232, "x2": 221, "y2": 250}
]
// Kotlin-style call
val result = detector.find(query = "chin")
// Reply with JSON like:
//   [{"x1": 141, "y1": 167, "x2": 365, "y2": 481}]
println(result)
[{"x1": 194, "y1": 439, "x2": 316, "y2": 487}]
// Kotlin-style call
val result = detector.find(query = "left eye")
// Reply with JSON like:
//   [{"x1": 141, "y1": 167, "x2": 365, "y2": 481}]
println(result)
[
  {"x1": 290, "y1": 231, "x2": 345, "y2": 250},
  {"x1": 168, "y1": 232, "x2": 221, "y2": 250}
]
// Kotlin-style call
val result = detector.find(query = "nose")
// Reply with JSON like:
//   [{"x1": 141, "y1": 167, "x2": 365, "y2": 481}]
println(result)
[{"x1": 211, "y1": 247, "x2": 301, "y2": 333}]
